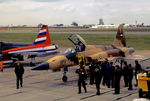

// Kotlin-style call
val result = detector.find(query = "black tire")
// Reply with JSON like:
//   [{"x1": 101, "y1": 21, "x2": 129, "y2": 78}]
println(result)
[
  {"x1": 139, "y1": 88, "x2": 143, "y2": 98},
  {"x1": 30, "y1": 62, "x2": 35, "y2": 66},
  {"x1": 62, "y1": 76, "x2": 68, "y2": 82},
  {"x1": 148, "y1": 91, "x2": 150, "y2": 98}
]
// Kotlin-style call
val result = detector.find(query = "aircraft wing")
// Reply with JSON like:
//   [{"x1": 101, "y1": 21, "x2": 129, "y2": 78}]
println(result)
[
  {"x1": 0, "y1": 47, "x2": 59, "y2": 65},
  {"x1": 6, "y1": 47, "x2": 59, "y2": 58},
  {"x1": 27, "y1": 50, "x2": 59, "y2": 58},
  {"x1": 0, "y1": 42, "x2": 31, "y2": 51}
]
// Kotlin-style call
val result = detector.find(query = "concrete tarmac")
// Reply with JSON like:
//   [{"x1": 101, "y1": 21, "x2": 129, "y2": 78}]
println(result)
[
  {"x1": 0, "y1": 67, "x2": 140, "y2": 101},
  {"x1": 0, "y1": 51, "x2": 150, "y2": 101}
]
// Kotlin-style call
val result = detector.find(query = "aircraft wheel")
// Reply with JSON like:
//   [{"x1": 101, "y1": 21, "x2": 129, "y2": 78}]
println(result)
[
  {"x1": 30, "y1": 62, "x2": 35, "y2": 66},
  {"x1": 139, "y1": 88, "x2": 143, "y2": 98},
  {"x1": 62, "y1": 75, "x2": 68, "y2": 82}
]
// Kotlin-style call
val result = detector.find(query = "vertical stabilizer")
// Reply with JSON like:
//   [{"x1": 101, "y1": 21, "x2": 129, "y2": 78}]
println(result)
[
  {"x1": 113, "y1": 24, "x2": 126, "y2": 47},
  {"x1": 33, "y1": 25, "x2": 51, "y2": 45}
]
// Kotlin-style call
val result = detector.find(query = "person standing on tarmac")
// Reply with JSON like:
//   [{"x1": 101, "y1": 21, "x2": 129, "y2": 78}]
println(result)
[
  {"x1": 101, "y1": 59, "x2": 109, "y2": 86},
  {"x1": 128, "y1": 64, "x2": 133, "y2": 90},
  {"x1": 76, "y1": 61, "x2": 87, "y2": 94},
  {"x1": 107, "y1": 62, "x2": 115, "y2": 88},
  {"x1": 123, "y1": 61, "x2": 129, "y2": 87},
  {"x1": 89, "y1": 60, "x2": 95, "y2": 85},
  {"x1": 14, "y1": 61, "x2": 24, "y2": 89},
  {"x1": 94, "y1": 62, "x2": 102, "y2": 95},
  {"x1": 114, "y1": 65, "x2": 122, "y2": 94},
  {"x1": 134, "y1": 60, "x2": 142, "y2": 87}
]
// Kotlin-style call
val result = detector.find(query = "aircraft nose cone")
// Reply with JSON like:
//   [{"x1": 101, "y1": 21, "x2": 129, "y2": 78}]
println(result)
[{"x1": 32, "y1": 62, "x2": 49, "y2": 70}]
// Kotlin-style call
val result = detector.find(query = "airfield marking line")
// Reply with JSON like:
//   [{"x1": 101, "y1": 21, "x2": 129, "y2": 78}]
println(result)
[
  {"x1": 0, "y1": 72, "x2": 49, "y2": 83},
  {"x1": 23, "y1": 74, "x2": 41, "y2": 79},
  {"x1": 80, "y1": 89, "x2": 115, "y2": 100},
  {"x1": 113, "y1": 91, "x2": 138, "y2": 101},
  {"x1": 0, "y1": 78, "x2": 16, "y2": 83},
  {"x1": 53, "y1": 96, "x2": 73, "y2": 101},
  {"x1": 0, "y1": 90, "x2": 28, "y2": 98},
  {"x1": 80, "y1": 86, "x2": 138, "y2": 100}
]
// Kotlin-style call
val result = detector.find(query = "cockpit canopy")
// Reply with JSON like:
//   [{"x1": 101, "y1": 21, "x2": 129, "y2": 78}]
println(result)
[
  {"x1": 68, "y1": 34, "x2": 86, "y2": 52},
  {"x1": 68, "y1": 34, "x2": 86, "y2": 46}
]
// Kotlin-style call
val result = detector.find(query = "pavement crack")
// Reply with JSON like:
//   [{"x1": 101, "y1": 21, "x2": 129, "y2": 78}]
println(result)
[
  {"x1": 0, "y1": 91, "x2": 27, "y2": 97},
  {"x1": 113, "y1": 92, "x2": 138, "y2": 101},
  {"x1": 53, "y1": 96, "x2": 72, "y2": 101},
  {"x1": 80, "y1": 89, "x2": 114, "y2": 100},
  {"x1": 80, "y1": 87, "x2": 132, "y2": 100}
]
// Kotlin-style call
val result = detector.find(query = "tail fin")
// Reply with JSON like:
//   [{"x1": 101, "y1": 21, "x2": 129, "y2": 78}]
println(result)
[
  {"x1": 113, "y1": 24, "x2": 126, "y2": 47},
  {"x1": 33, "y1": 25, "x2": 51, "y2": 45}
]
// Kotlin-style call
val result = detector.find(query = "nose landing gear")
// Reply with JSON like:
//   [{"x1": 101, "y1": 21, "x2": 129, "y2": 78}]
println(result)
[{"x1": 62, "y1": 72, "x2": 68, "y2": 82}]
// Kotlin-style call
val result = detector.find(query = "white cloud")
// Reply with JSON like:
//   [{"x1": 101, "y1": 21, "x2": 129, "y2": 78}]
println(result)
[
  {"x1": 0, "y1": 0, "x2": 150, "y2": 26},
  {"x1": 32, "y1": 0, "x2": 63, "y2": 2}
]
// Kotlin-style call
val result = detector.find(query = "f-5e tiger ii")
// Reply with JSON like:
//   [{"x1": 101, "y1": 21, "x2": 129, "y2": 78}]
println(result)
[
  {"x1": 0, "y1": 25, "x2": 58, "y2": 67},
  {"x1": 32, "y1": 24, "x2": 134, "y2": 82}
]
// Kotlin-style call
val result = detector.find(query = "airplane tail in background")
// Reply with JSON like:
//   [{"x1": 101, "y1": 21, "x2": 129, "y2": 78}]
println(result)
[
  {"x1": 33, "y1": 25, "x2": 51, "y2": 45},
  {"x1": 113, "y1": 24, "x2": 126, "y2": 47}
]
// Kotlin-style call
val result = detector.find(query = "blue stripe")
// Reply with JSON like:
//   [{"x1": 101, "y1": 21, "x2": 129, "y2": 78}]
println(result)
[
  {"x1": 31, "y1": 49, "x2": 56, "y2": 52},
  {"x1": 11, "y1": 48, "x2": 57, "y2": 54},
  {"x1": 38, "y1": 31, "x2": 46, "y2": 36},
  {"x1": 34, "y1": 40, "x2": 46, "y2": 44},
  {"x1": 37, "y1": 51, "x2": 59, "y2": 57}
]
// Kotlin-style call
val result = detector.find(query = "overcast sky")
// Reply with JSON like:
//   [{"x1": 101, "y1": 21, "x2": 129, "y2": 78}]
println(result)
[{"x1": 0, "y1": 0, "x2": 150, "y2": 26}]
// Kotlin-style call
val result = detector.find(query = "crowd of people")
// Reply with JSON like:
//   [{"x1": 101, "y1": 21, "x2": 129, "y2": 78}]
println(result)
[
  {"x1": 76, "y1": 59, "x2": 142, "y2": 95},
  {"x1": 13, "y1": 59, "x2": 142, "y2": 95}
]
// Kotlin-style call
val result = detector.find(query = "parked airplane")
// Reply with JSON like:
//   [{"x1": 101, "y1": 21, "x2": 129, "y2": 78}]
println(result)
[
  {"x1": 0, "y1": 25, "x2": 58, "y2": 67},
  {"x1": 32, "y1": 24, "x2": 134, "y2": 82}
]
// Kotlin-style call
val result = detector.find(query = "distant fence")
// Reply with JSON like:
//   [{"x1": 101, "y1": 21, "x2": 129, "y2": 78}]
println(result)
[
  {"x1": 2, "y1": 27, "x2": 40, "y2": 32},
  {"x1": 1, "y1": 27, "x2": 150, "y2": 32}
]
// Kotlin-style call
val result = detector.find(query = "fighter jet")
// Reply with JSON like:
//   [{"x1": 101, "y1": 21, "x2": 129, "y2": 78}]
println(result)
[
  {"x1": 0, "y1": 25, "x2": 58, "y2": 67},
  {"x1": 32, "y1": 24, "x2": 134, "y2": 82}
]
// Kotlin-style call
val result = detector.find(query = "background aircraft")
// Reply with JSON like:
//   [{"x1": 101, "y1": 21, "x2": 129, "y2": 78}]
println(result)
[
  {"x1": 32, "y1": 24, "x2": 134, "y2": 82},
  {"x1": 0, "y1": 25, "x2": 58, "y2": 67},
  {"x1": 0, "y1": 42, "x2": 32, "y2": 51}
]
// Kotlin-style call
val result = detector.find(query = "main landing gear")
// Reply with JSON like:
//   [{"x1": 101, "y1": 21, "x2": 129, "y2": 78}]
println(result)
[
  {"x1": 62, "y1": 67, "x2": 68, "y2": 82},
  {"x1": 62, "y1": 72, "x2": 68, "y2": 82},
  {"x1": 30, "y1": 57, "x2": 35, "y2": 66}
]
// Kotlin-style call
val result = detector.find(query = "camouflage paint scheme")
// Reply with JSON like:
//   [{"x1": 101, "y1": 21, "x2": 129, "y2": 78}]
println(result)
[{"x1": 32, "y1": 24, "x2": 134, "y2": 70}]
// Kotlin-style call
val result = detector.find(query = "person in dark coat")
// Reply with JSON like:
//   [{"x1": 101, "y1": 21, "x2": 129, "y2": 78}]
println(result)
[
  {"x1": 107, "y1": 62, "x2": 115, "y2": 88},
  {"x1": 123, "y1": 61, "x2": 129, "y2": 87},
  {"x1": 101, "y1": 60, "x2": 109, "y2": 86},
  {"x1": 76, "y1": 62, "x2": 87, "y2": 94},
  {"x1": 14, "y1": 61, "x2": 24, "y2": 89},
  {"x1": 114, "y1": 65, "x2": 122, "y2": 94},
  {"x1": 134, "y1": 60, "x2": 142, "y2": 87},
  {"x1": 89, "y1": 61, "x2": 96, "y2": 85},
  {"x1": 128, "y1": 64, "x2": 133, "y2": 90},
  {"x1": 94, "y1": 63, "x2": 102, "y2": 95}
]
